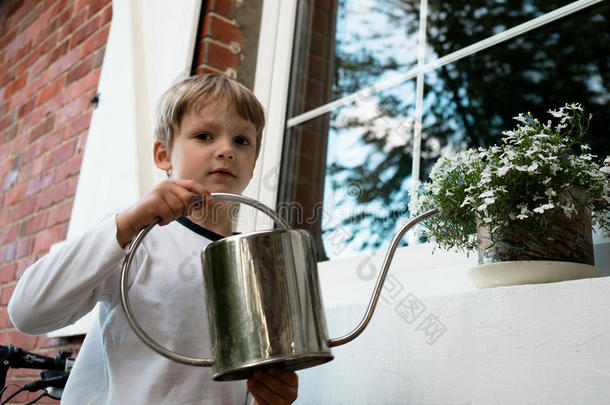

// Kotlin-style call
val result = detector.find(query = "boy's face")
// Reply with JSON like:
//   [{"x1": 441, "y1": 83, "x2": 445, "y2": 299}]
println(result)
[{"x1": 154, "y1": 97, "x2": 258, "y2": 195}]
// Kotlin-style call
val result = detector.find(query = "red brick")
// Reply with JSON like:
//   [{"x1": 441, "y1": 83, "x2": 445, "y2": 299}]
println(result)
[
  {"x1": 66, "y1": 51, "x2": 98, "y2": 83},
  {"x1": 0, "y1": 26, "x2": 17, "y2": 50},
  {"x1": 25, "y1": 170, "x2": 54, "y2": 197},
  {"x1": 28, "y1": 115, "x2": 55, "y2": 142},
  {"x1": 209, "y1": 15, "x2": 244, "y2": 44},
  {"x1": 4, "y1": 74, "x2": 27, "y2": 98},
  {"x1": 40, "y1": 91, "x2": 71, "y2": 117},
  {"x1": 38, "y1": 126, "x2": 65, "y2": 156},
  {"x1": 59, "y1": 8, "x2": 86, "y2": 39},
  {"x1": 11, "y1": 197, "x2": 38, "y2": 220},
  {"x1": 17, "y1": 2, "x2": 44, "y2": 34},
  {"x1": 0, "y1": 242, "x2": 17, "y2": 263},
  {"x1": 19, "y1": 104, "x2": 44, "y2": 130},
  {"x1": 46, "y1": 47, "x2": 80, "y2": 81},
  {"x1": 15, "y1": 256, "x2": 36, "y2": 279},
  {"x1": 70, "y1": 14, "x2": 100, "y2": 48},
  {"x1": 69, "y1": 68, "x2": 100, "y2": 98},
  {"x1": 5, "y1": 182, "x2": 27, "y2": 207},
  {"x1": 80, "y1": 24, "x2": 109, "y2": 57},
  {"x1": 46, "y1": 200, "x2": 73, "y2": 227},
  {"x1": 207, "y1": 0, "x2": 233, "y2": 18},
  {"x1": 51, "y1": 7, "x2": 73, "y2": 39},
  {"x1": 55, "y1": 95, "x2": 88, "y2": 126},
  {"x1": 35, "y1": 77, "x2": 66, "y2": 107},
  {"x1": 88, "y1": 0, "x2": 110, "y2": 17},
  {"x1": 54, "y1": 154, "x2": 82, "y2": 182},
  {"x1": 204, "y1": 40, "x2": 242, "y2": 71},
  {"x1": 75, "y1": 0, "x2": 94, "y2": 10},
  {"x1": 37, "y1": 335, "x2": 64, "y2": 349},
  {"x1": 0, "y1": 263, "x2": 17, "y2": 284},
  {"x1": 0, "y1": 307, "x2": 12, "y2": 329},
  {"x1": 0, "y1": 330, "x2": 37, "y2": 350},
  {"x1": 8, "y1": 366, "x2": 41, "y2": 378},
  {"x1": 8, "y1": 77, "x2": 38, "y2": 110},
  {"x1": 33, "y1": 223, "x2": 67, "y2": 255},
  {"x1": 15, "y1": 236, "x2": 33, "y2": 259},
  {"x1": 21, "y1": 212, "x2": 49, "y2": 235},
  {"x1": 35, "y1": 180, "x2": 69, "y2": 210},
  {"x1": 30, "y1": 155, "x2": 45, "y2": 177},
  {"x1": 46, "y1": 38, "x2": 69, "y2": 68},
  {"x1": 43, "y1": 140, "x2": 76, "y2": 171},
  {"x1": 0, "y1": 125, "x2": 18, "y2": 144},
  {"x1": 17, "y1": 98, "x2": 36, "y2": 118},
  {"x1": 100, "y1": 3, "x2": 112, "y2": 26}
]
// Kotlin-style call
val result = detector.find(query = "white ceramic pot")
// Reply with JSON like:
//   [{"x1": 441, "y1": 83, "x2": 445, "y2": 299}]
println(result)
[{"x1": 467, "y1": 261, "x2": 602, "y2": 289}]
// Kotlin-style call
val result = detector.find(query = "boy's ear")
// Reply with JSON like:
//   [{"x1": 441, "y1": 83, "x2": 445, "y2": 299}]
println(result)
[{"x1": 153, "y1": 140, "x2": 172, "y2": 170}]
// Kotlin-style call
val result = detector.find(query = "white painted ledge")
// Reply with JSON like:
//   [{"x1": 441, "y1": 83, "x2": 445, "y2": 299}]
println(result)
[{"x1": 297, "y1": 276, "x2": 610, "y2": 404}]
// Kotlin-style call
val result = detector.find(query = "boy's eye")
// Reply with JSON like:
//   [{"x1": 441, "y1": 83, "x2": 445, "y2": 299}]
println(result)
[
  {"x1": 196, "y1": 132, "x2": 212, "y2": 141},
  {"x1": 235, "y1": 136, "x2": 252, "y2": 146}
]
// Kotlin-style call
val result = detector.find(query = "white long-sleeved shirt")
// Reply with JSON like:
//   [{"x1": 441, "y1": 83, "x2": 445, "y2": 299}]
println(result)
[{"x1": 8, "y1": 215, "x2": 249, "y2": 404}]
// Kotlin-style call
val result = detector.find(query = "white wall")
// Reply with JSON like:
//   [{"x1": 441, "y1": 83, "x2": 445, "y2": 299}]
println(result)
[{"x1": 297, "y1": 275, "x2": 610, "y2": 404}]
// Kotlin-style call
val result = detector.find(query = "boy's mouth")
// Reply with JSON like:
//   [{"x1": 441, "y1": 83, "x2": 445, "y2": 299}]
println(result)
[{"x1": 210, "y1": 168, "x2": 236, "y2": 178}]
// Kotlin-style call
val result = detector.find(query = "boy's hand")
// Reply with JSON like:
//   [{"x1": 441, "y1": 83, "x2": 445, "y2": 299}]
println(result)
[
  {"x1": 116, "y1": 179, "x2": 210, "y2": 248},
  {"x1": 247, "y1": 368, "x2": 298, "y2": 405}
]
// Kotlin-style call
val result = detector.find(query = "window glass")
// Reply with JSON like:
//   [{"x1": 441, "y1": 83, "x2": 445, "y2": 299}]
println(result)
[
  {"x1": 420, "y1": 2, "x2": 610, "y2": 181},
  {"x1": 287, "y1": 0, "x2": 420, "y2": 118},
  {"x1": 425, "y1": 0, "x2": 576, "y2": 63},
  {"x1": 281, "y1": 0, "x2": 609, "y2": 260}
]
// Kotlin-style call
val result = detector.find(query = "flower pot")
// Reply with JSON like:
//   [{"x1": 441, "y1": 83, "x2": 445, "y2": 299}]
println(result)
[
  {"x1": 470, "y1": 187, "x2": 602, "y2": 288},
  {"x1": 477, "y1": 188, "x2": 594, "y2": 265},
  {"x1": 467, "y1": 261, "x2": 602, "y2": 289}
]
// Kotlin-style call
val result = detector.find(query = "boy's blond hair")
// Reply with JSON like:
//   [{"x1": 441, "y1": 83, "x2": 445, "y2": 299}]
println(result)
[{"x1": 155, "y1": 74, "x2": 266, "y2": 157}]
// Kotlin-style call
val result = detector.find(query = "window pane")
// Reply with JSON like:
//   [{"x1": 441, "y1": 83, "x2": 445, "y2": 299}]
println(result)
[
  {"x1": 287, "y1": 0, "x2": 419, "y2": 119},
  {"x1": 280, "y1": 81, "x2": 417, "y2": 260},
  {"x1": 425, "y1": 0, "x2": 576, "y2": 63},
  {"x1": 420, "y1": 2, "x2": 610, "y2": 182}
]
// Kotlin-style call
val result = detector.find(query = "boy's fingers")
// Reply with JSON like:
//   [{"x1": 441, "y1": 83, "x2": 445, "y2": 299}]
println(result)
[
  {"x1": 247, "y1": 378, "x2": 274, "y2": 405},
  {"x1": 267, "y1": 368, "x2": 298, "y2": 387},
  {"x1": 249, "y1": 370, "x2": 298, "y2": 403},
  {"x1": 172, "y1": 179, "x2": 209, "y2": 198}
]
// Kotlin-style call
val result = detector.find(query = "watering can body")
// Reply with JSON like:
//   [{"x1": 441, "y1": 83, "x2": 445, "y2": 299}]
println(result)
[{"x1": 202, "y1": 228, "x2": 333, "y2": 380}]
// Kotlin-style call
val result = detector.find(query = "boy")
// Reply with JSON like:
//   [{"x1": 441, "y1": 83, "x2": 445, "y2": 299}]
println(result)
[{"x1": 8, "y1": 74, "x2": 298, "y2": 404}]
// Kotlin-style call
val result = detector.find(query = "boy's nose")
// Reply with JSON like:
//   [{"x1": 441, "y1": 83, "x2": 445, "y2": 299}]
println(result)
[{"x1": 216, "y1": 140, "x2": 234, "y2": 159}]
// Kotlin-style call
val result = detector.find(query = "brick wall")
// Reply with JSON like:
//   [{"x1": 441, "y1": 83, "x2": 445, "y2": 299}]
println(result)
[
  {"x1": 193, "y1": 0, "x2": 262, "y2": 90},
  {"x1": 0, "y1": 0, "x2": 111, "y2": 402},
  {"x1": 0, "y1": 0, "x2": 264, "y2": 402}
]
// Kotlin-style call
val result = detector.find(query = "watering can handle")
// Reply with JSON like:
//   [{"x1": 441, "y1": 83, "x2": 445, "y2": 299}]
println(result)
[{"x1": 119, "y1": 193, "x2": 291, "y2": 366}]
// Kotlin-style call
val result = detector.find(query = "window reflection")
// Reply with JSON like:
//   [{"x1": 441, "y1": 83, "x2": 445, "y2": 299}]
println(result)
[{"x1": 281, "y1": 0, "x2": 609, "y2": 260}]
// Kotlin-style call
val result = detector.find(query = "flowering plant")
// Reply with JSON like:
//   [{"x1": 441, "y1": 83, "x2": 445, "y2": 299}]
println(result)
[{"x1": 415, "y1": 103, "x2": 610, "y2": 253}]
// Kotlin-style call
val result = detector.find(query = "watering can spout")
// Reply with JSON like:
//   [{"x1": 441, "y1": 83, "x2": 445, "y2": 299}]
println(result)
[{"x1": 327, "y1": 208, "x2": 438, "y2": 347}]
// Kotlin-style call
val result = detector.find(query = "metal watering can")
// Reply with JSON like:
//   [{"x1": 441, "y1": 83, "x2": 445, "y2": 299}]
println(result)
[{"x1": 120, "y1": 193, "x2": 437, "y2": 381}]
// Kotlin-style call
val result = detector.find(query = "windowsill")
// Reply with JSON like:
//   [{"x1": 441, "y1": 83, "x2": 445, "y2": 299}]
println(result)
[{"x1": 317, "y1": 241, "x2": 610, "y2": 308}]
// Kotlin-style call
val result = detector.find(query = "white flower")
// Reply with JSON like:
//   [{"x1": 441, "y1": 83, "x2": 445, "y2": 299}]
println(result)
[
  {"x1": 484, "y1": 197, "x2": 496, "y2": 205},
  {"x1": 517, "y1": 214, "x2": 528, "y2": 220},
  {"x1": 480, "y1": 190, "x2": 495, "y2": 198},
  {"x1": 533, "y1": 203, "x2": 554, "y2": 213},
  {"x1": 497, "y1": 166, "x2": 510, "y2": 176},
  {"x1": 527, "y1": 162, "x2": 539, "y2": 172},
  {"x1": 548, "y1": 109, "x2": 563, "y2": 118}
]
